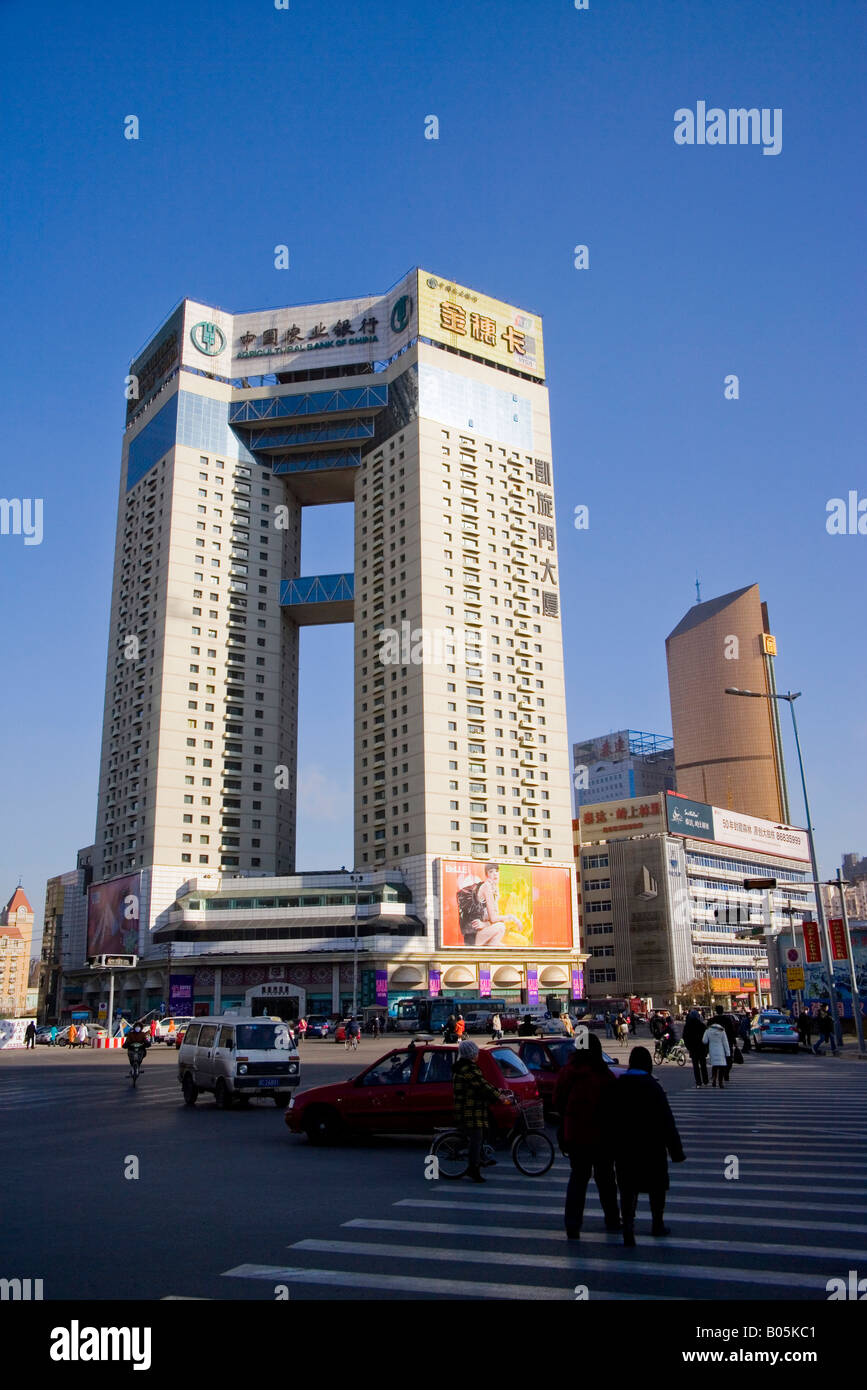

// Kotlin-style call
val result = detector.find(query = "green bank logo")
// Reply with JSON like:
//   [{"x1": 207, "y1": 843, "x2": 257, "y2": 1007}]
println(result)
[
  {"x1": 190, "y1": 321, "x2": 226, "y2": 356},
  {"x1": 390, "y1": 295, "x2": 413, "y2": 334}
]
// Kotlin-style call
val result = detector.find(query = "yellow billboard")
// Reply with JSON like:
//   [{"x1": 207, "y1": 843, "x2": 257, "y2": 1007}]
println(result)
[{"x1": 417, "y1": 270, "x2": 545, "y2": 380}]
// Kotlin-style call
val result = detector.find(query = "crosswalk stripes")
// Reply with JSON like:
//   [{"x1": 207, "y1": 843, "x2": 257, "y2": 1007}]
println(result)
[{"x1": 217, "y1": 1063, "x2": 867, "y2": 1300}]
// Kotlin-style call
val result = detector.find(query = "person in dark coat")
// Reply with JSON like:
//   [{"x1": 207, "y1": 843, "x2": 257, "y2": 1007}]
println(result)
[
  {"x1": 552, "y1": 1031, "x2": 620, "y2": 1239},
  {"x1": 812, "y1": 1005, "x2": 838, "y2": 1055},
  {"x1": 682, "y1": 1008, "x2": 709, "y2": 1087},
  {"x1": 600, "y1": 1045, "x2": 686, "y2": 1247},
  {"x1": 797, "y1": 1009, "x2": 812, "y2": 1049},
  {"x1": 442, "y1": 1015, "x2": 459, "y2": 1044}
]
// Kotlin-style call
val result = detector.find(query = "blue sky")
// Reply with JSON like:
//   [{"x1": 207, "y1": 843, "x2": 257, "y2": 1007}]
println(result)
[{"x1": 1, "y1": 0, "x2": 864, "y2": 934}]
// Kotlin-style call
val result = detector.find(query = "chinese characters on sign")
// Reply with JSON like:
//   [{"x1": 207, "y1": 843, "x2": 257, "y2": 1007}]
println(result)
[
  {"x1": 583, "y1": 802, "x2": 662, "y2": 826},
  {"x1": 438, "y1": 301, "x2": 526, "y2": 356},
  {"x1": 236, "y1": 313, "x2": 380, "y2": 359},
  {"x1": 828, "y1": 919, "x2": 849, "y2": 960},
  {"x1": 802, "y1": 921, "x2": 823, "y2": 964}
]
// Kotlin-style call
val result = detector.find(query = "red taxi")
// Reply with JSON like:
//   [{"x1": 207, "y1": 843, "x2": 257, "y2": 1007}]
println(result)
[
  {"x1": 285, "y1": 1043, "x2": 539, "y2": 1145},
  {"x1": 511, "y1": 1036, "x2": 627, "y2": 1113}
]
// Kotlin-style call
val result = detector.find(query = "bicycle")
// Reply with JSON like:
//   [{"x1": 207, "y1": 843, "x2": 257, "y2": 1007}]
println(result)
[
  {"x1": 653, "y1": 1040, "x2": 687, "y2": 1066},
  {"x1": 430, "y1": 1095, "x2": 555, "y2": 1178},
  {"x1": 127, "y1": 1044, "x2": 146, "y2": 1087}
]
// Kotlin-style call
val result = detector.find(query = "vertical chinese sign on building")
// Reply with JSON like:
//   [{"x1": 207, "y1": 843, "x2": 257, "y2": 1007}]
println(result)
[
  {"x1": 428, "y1": 969, "x2": 441, "y2": 998},
  {"x1": 375, "y1": 970, "x2": 388, "y2": 1006},
  {"x1": 572, "y1": 967, "x2": 584, "y2": 1000},
  {"x1": 527, "y1": 966, "x2": 539, "y2": 1006},
  {"x1": 479, "y1": 964, "x2": 491, "y2": 998}
]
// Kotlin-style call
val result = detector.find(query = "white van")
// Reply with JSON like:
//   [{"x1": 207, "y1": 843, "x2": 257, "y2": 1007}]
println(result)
[{"x1": 177, "y1": 1013, "x2": 300, "y2": 1109}]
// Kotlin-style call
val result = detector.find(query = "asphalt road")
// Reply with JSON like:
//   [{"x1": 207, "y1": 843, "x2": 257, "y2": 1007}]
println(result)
[{"x1": 2, "y1": 1035, "x2": 865, "y2": 1301}]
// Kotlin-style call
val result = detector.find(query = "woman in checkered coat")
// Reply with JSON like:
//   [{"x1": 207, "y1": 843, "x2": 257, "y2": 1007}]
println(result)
[{"x1": 452, "y1": 1039, "x2": 509, "y2": 1183}]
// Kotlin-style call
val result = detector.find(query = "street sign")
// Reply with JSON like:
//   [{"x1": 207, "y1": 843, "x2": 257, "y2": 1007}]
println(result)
[
  {"x1": 90, "y1": 954, "x2": 138, "y2": 969},
  {"x1": 787, "y1": 967, "x2": 805, "y2": 990},
  {"x1": 786, "y1": 947, "x2": 801, "y2": 964}
]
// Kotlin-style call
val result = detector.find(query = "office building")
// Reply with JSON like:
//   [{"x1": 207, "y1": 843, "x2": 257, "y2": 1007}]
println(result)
[
  {"x1": 574, "y1": 791, "x2": 815, "y2": 1008},
  {"x1": 572, "y1": 729, "x2": 674, "y2": 811},
  {"x1": 61, "y1": 271, "x2": 582, "y2": 1019},
  {"x1": 666, "y1": 584, "x2": 786, "y2": 822}
]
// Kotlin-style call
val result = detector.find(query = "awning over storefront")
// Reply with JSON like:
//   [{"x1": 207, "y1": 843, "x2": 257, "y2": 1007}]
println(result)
[
  {"x1": 442, "y1": 964, "x2": 476, "y2": 987},
  {"x1": 538, "y1": 965, "x2": 570, "y2": 985},
  {"x1": 492, "y1": 965, "x2": 523, "y2": 986},
  {"x1": 389, "y1": 965, "x2": 426, "y2": 986}
]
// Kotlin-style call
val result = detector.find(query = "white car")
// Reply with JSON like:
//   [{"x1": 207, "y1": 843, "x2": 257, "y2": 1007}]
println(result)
[
  {"x1": 153, "y1": 1016, "x2": 195, "y2": 1043},
  {"x1": 751, "y1": 1010, "x2": 799, "y2": 1052}
]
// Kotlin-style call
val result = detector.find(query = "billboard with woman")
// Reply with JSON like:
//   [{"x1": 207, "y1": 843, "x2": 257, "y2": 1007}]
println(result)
[{"x1": 441, "y1": 860, "x2": 573, "y2": 950}]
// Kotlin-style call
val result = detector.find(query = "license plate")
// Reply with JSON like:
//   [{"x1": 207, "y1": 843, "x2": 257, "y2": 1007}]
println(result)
[{"x1": 258, "y1": 1078, "x2": 279, "y2": 1087}]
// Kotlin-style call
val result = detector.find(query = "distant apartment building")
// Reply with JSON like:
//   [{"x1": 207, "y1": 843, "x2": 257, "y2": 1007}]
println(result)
[
  {"x1": 572, "y1": 729, "x2": 674, "y2": 812},
  {"x1": 666, "y1": 585, "x2": 786, "y2": 822},
  {"x1": 574, "y1": 791, "x2": 815, "y2": 1008}
]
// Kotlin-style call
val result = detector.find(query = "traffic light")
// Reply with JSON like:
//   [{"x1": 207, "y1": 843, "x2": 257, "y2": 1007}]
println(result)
[{"x1": 743, "y1": 877, "x2": 776, "y2": 890}]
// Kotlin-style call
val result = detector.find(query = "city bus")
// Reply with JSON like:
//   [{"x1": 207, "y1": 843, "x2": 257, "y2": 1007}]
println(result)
[{"x1": 390, "y1": 996, "x2": 515, "y2": 1034}]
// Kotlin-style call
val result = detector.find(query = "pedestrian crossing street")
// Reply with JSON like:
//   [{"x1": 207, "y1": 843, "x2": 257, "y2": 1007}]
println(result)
[{"x1": 221, "y1": 1057, "x2": 867, "y2": 1300}]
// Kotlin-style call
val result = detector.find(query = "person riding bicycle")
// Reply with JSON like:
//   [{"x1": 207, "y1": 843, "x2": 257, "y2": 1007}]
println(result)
[
  {"x1": 452, "y1": 1039, "x2": 511, "y2": 1184},
  {"x1": 345, "y1": 1018, "x2": 362, "y2": 1049},
  {"x1": 658, "y1": 1015, "x2": 678, "y2": 1060},
  {"x1": 122, "y1": 1022, "x2": 151, "y2": 1067}
]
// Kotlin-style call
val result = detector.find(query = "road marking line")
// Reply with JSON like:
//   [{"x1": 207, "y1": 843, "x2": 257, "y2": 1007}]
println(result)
[
  {"x1": 221, "y1": 1263, "x2": 573, "y2": 1299},
  {"x1": 344, "y1": 1218, "x2": 867, "y2": 1262},
  {"x1": 289, "y1": 1238, "x2": 828, "y2": 1291},
  {"x1": 394, "y1": 1198, "x2": 867, "y2": 1232}
]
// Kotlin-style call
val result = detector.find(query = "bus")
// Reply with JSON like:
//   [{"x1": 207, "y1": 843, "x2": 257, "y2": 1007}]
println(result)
[
  {"x1": 390, "y1": 996, "x2": 515, "y2": 1034},
  {"x1": 573, "y1": 996, "x2": 633, "y2": 1028}
]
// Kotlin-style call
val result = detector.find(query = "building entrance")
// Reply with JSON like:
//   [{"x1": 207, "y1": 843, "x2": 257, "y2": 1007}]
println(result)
[{"x1": 251, "y1": 994, "x2": 298, "y2": 1021}]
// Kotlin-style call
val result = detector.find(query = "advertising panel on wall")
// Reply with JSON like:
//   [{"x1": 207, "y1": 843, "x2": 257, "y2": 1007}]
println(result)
[
  {"x1": 665, "y1": 793, "x2": 714, "y2": 840},
  {"x1": 178, "y1": 270, "x2": 419, "y2": 383},
  {"x1": 169, "y1": 975, "x2": 194, "y2": 1015},
  {"x1": 86, "y1": 874, "x2": 141, "y2": 959},
  {"x1": 417, "y1": 270, "x2": 545, "y2": 380},
  {"x1": 440, "y1": 860, "x2": 573, "y2": 950},
  {"x1": 581, "y1": 796, "x2": 666, "y2": 839},
  {"x1": 710, "y1": 808, "x2": 810, "y2": 863}
]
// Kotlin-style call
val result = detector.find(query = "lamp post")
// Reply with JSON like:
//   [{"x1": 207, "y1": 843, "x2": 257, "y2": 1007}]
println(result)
[
  {"x1": 831, "y1": 870, "x2": 866, "y2": 1054},
  {"x1": 725, "y1": 688, "x2": 842, "y2": 1042},
  {"x1": 349, "y1": 872, "x2": 364, "y2": 1017}
]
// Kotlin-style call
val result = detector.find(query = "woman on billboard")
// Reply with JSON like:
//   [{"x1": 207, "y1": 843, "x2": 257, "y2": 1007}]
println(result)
[{"x1": 457, "y1": 863, "x2": 522, "y2": 947}]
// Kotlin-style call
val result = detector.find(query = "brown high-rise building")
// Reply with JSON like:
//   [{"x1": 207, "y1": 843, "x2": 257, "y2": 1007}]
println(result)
[{"x1": 666, "y1": 584, "x2": 784, "y2": 821}]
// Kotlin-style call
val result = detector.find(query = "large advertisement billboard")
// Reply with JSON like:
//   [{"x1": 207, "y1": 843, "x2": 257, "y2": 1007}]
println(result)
[
  {"x1": 86, "y1": 873, "x2": 141, "y2": 959},
  {"x1": 711, "y1": 808, "x2": 810, "y2": 863},
  {"x1": 440, "y1": 861, "x2": 573, "y2": 950},
  {"x1": 417, "y1": 270, "x2": 545, "y2": 380}
]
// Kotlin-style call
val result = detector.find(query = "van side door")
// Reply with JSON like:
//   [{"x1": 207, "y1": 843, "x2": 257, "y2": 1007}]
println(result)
[
  {"x1": 213, "y1": 1025, "x2": 235, "y2": 1088},
  {"x1": 194, "y1": 1024, "x2": 219, "y2": 1088}
]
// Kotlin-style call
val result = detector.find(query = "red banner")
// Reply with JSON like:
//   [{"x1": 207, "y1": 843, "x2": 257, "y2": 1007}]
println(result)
[
  {"x1": 829, "y1": 919, "x2": 849, "y2": 960},
  {"x1": 802, "y1": 921, "x2": 822, "y2": 963}
]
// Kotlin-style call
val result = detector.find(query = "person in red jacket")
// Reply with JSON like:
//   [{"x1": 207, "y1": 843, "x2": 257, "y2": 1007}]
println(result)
[{"x1": 552, "y1": 1031, "x2": 620, "y2": 1240}]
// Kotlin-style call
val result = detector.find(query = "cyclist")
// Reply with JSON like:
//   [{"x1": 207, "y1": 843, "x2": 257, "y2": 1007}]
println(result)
[
  {"x1": 658, "y1": 1014, "x2": 678, "y2": 1061},
  {"x1": 345, "y1": 1017, "x2": 362, "y2": 1050},
  {"x1": 452, "y1": 1039, "x2": 511, "y2": 1183},
  {"x1": 122, "y1": 1021, "x2": 151, "y2": 1075}
]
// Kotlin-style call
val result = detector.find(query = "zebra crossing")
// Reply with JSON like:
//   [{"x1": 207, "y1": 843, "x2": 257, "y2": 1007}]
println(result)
[{"x1": 221, "y1": 1058, "x2": 867, "y2": 1300}]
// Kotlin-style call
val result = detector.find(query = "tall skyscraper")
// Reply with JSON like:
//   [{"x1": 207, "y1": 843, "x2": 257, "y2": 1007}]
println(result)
[
  {"x1": 72, "y1": 271, "x2": 582, "y2": 1021},
  {"x1": 0, "y1": 887, "x2": 34, "y2": 1017},
  {"x1": 666, "y1": 584, "x2": 784, "y2": 821}
]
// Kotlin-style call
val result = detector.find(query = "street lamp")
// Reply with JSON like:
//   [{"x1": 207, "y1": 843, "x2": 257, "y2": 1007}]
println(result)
[
  {"x1": 725, "y1": 687, "x2": 842, "y2": 1042},
  {"x1": 348, "y1": 872, "x2": 364, "y2": 1017}
]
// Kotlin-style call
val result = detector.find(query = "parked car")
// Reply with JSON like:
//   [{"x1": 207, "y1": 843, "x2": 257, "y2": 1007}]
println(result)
[
  {"x1": 304, "y1": 1015, "x2": 333, "y2": 1038},
  {"x1": 154, "y1": 1016, "x2": 195, "y2": 1044},
  {"x1": 178, "y1": 1015, "x2": 301, "y2": 1108},
  {"x1": 509, "y1": 1035, "x2": 627, "y2": 1113},
  {"x1": 750, "y1": 1010, "x2": 799, "y2": 1052},
  {"x1": 285, "y1": 1042, "x2": 540, "y2": 1145}
]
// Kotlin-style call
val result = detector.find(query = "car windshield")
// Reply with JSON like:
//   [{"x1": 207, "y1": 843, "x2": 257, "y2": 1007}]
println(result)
[
  {"x1": 548, "y1": 1041, "x2": 574, "y2": 1067},
  {"x1": 235, "y1": 1024, "x2": 296, "y2": 1051}
]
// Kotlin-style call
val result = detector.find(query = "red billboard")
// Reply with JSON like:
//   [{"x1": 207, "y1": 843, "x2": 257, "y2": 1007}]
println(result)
[
  {"x1": 441, "y1": 860, "x2": 573, "y2": 950},
  {"x1": 828, "y1": 919, "x2": 849, "y2": 960},
  {"x1": 86, "y1": 873, "x2": 141, "y2": 958},
  {"x1": 802, "y1": 921, "x2": 822, "y2": 964}
]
